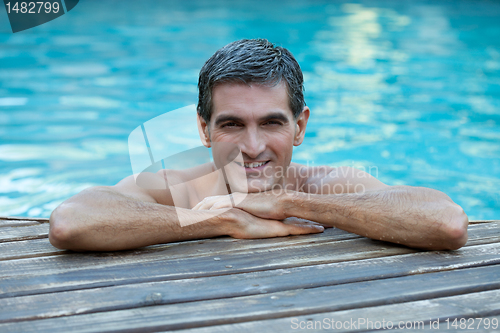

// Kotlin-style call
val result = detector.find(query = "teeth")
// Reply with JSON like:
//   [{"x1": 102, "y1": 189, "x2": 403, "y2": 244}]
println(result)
[{"x1": 237, "y1": 161, "x2": 268, "y2": 168}]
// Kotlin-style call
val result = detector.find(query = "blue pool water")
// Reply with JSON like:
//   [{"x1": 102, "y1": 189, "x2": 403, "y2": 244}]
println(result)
[{"x1": 1, "y1": 0, "x2": 499, "y2": 219}]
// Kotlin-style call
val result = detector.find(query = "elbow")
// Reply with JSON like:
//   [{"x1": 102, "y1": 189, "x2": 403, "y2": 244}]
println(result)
[
  {"x1": 441, "y1": 204, "x2": 469, "y2": 250},
  {"x1": 49, "y1": 204, "x2": 79, "y2": 250}
]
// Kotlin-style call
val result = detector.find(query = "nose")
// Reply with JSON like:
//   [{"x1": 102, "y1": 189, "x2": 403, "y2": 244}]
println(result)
[{"x1": 240, "y1": 127, "x2": 265, "y2": 159}]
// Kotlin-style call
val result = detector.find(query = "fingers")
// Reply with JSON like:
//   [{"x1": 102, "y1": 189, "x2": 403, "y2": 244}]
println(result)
[
  {"x1": 191, "y1": 200, "x2": 205, "y2": 210},
  {"x1": 210, "y1": 201, "x2": 232, "y2": 210},
  {"x1": 282, "y1": 217, "x2": 332, "y2": 228},
  {"x1": 249, "y1": 219, "x2": 324, "y2": 238},
  {"x1": 283, "y1": 222, "x2": 324, "y2": 235},
  {"x1": 192, "y1": 195, "x2": 233, "y2": 210},
  {"x1": 226, "y1": 208, "x2": 326, "y2": 240}
]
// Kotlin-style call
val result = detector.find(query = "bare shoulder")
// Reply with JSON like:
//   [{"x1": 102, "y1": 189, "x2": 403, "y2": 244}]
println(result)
[
  {"x1": 111, "y1": 164, "x2": 213, "y2": 207},
  {"x1": 112, "y1": 171, "x2": 176, "y2": 206},
  {"x1": 154, "y1": 162, "x2": 217, "y2": 206},
  {"x1": 297, "y1": 164, "x2": 388, "y2": 194},
  {"x1": 163, "y1": 162, "x2": 216, "y2": 182},
  {"x1": 285, "y1": 163, "x2": 312, "y2": 191}
]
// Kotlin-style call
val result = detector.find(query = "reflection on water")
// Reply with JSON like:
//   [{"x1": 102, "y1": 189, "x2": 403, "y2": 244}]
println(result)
[{"x1": 1, "y1": 0, "x2": 499, "y2": 219}]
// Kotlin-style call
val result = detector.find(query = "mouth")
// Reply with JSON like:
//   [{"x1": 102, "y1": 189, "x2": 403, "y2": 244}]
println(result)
[{"x1": 234, "y1": 160, "x2": 270, "y2": 170}]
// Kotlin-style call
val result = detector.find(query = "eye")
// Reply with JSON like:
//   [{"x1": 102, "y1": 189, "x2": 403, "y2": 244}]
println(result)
[
  {"x1": 221, "y1": 122, "x2": 241, "y2": 128},
  {"x1": 263, "y1": 120, "x2": 282, "y2": 126}
]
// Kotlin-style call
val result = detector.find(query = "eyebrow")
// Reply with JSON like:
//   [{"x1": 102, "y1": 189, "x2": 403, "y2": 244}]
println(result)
[{"x1": 214, "y1": 112, "x2": 291, "y2": 127}]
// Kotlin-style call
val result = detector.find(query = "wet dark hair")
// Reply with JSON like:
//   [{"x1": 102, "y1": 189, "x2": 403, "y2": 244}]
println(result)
[{"x1": 197, "y1": 39, "x2": 305, "y2": 123}]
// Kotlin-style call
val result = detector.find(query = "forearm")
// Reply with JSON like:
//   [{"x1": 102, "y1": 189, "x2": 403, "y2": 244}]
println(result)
[
  {"x1": 49, "y1": 187, "x2": 228, "y2": 251},
  {"x1": 284, "y1": 186, "x2": 469, "y2": 250}
]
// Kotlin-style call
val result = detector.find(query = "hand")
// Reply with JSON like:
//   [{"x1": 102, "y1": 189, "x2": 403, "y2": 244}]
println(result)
[
  {"x1": 220, "y1": 208, "x2": 325, "y2": 239},
  {"x1": 192, "y1": 191, "x2": 288, "y2": 220},
  {"x1": 192, "y1": 193, "x2": 246, "y2": 211}
]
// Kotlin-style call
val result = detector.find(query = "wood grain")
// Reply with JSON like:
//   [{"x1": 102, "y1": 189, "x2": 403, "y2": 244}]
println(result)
[
  {"x1": 0, "y1": 224, "x2": 49, "y2": 243},
  {"x1": 0, "y1": 218, "x2": 498, "y2": 332},
  {"x1": 0, "y1": 243, "x2": 499, "y2": 323},
  {"x1": 177, "y1": 295, "x2": 500, "y2": 333},
  {"x1": 0, "y1": 265, "x2": 499, "y2": 332},
  {"x1": 0, "y1": 221, "x2": 496, "y2": 262}
]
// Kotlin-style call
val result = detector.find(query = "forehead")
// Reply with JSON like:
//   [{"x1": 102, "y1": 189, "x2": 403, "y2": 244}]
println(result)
[{"x1": 210, "y1": 81, "x2": 293, "y2": 123}]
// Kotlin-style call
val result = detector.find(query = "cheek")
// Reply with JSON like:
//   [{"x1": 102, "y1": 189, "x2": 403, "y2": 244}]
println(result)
[
  {"x1": 263, "y1": 124, "x2": 294, "y2": 137},
  {"x1": 265, "y1": 134, "x2": 295, "y2": 158},
  {"x1": 266, "y1": 127, "x2": 296, "y2": 143},
  {"x1": 210, "y1": 131, "x2": 244, "y2": 144}
]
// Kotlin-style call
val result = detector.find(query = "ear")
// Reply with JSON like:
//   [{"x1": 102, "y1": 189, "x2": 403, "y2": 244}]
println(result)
[
  {"x1": 293, "y1": 106, "x2": 310, "y2": 146},
  {"x1": 197, "y1": 113, "x2": 211, "y2": 148}
]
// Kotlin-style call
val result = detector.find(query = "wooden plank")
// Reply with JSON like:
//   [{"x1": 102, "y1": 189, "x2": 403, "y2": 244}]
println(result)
[
  {"x1": 0, "y1": 221, "x2": 496, "y2": 262},
  {"x1": 1, "y1": 220, "x2": 498, "y2": 277},
  {"x1": 1, "y1": 216, "x2": 495, "y2": 225},
  {"x1": 468, "y1": 220, "x2": 500, "y2": 224},
  {"x1": 0, "y1": 224, "x2": 49, "y2": 243},
  {"x1": 0, "y1": 226, "x2": 360, "y2": 262},
  {"x1": 465, "y1": 220, "x2": 500, "y2": 239},
  {"x1": 0, "y1": 220, "x2": 357, "y2": 246},
  {"x1": 469, "y1": 221, "x2": 500, "y2": 232},
  {"x1": 0, "y1": 219, "x2": 44, "y2": 228},
  {"x1": 0, "y1": 239, "x2": 66, "y2": 261},
  {"x1": 1, "y1": 265, "x2": 499, "y2": 332},
  {"x1": 173, "y1": 295, "x2": 500, "y2": 333},
  {"x1": 0, "y1": 216, "x2": 49, "y2": 222},
  {"x1": 2, "y1": 236, "x2": 500, "y2": 300},
  {"x1": 0, "y1": 228, "x2": 371, "y2": 279},
  {"x1": 466, "y1": 221, "x2": 500, "y2": 246},
  {"x1": 2, "y1": 243, "x2": 500, "y2": 323},
  {"x1": 0, "y1": 237, "x2": 418, "y2": 297},
  {"x1": 1, "y1": 220, "x2": 498, "y2": 281},
  {"x1": 0, "y1": 217, "x2": 495, "y2": 244}
]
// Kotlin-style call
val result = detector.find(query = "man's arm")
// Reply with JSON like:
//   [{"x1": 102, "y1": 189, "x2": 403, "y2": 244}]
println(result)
[
  {"x1": 49, "y1": 172, "x2": 324, "y2": 251},
  {"x1": 282, "y1": 186, "x2": 468, "y2": 250},
  {"x1": 194, "y1": 167, "x2": 469, "y2": 250},
  {"x1": 297, "y1": 166, "x2": 469, "y2": 249}
]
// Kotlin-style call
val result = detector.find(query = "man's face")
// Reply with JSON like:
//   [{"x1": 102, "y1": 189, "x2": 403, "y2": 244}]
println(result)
[{"x1": 198, "y1": 81, "x2": 309, "y2": 192}]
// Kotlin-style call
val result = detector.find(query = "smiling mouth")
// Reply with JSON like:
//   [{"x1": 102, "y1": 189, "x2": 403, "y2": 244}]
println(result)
[{"x1": 235, "y1": 161, "x2": 270, "y2": 168}]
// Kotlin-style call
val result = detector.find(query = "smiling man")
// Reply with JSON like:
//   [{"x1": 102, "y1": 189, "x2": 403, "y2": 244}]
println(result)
[{"x1": 49, "y1": 39, "x2": 469, "y2": 251}]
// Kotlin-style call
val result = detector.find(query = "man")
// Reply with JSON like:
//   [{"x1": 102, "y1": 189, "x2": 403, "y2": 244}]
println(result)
[{"x1": 49, "y1": 39, "x2": 468, "y2": 251}]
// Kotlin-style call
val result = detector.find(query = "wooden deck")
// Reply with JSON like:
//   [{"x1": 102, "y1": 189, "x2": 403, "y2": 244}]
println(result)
[{"x1": 1, "y1": 217, "x2": 500, "y2": 332}]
